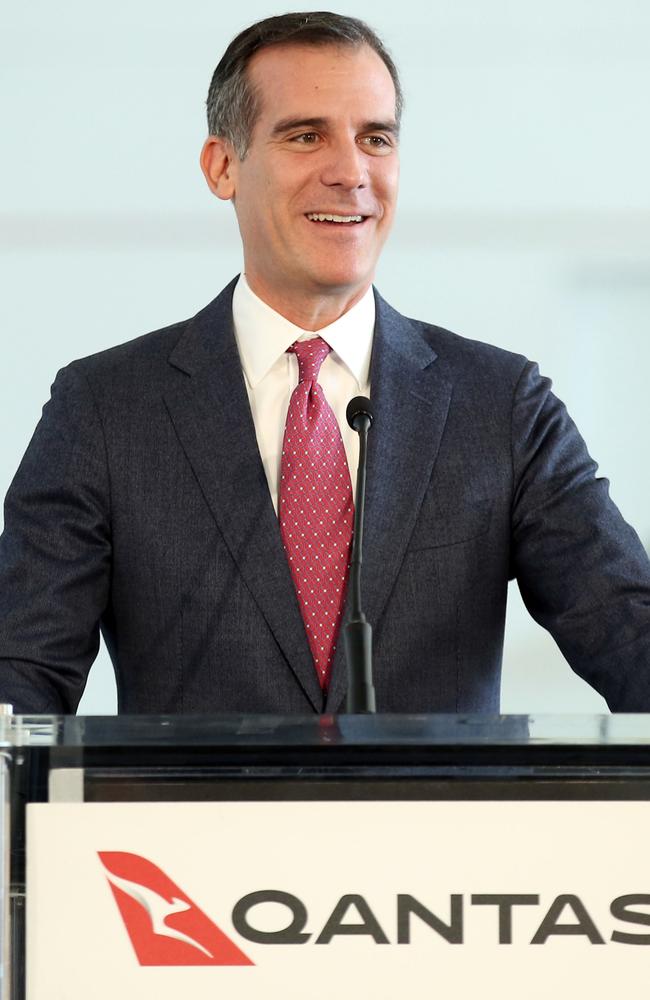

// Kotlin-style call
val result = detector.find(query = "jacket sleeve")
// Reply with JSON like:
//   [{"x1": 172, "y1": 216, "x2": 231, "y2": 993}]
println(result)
[
  {"x1": 510, "y1": 361, "x2": 650, "y2": 710},
  {"x1": 0, "y1": 365, "x2": 112, "y2": 713}
]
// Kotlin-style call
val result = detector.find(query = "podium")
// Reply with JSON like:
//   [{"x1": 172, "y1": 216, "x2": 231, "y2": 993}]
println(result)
[{"x1": 3, "y1": 712, "x2": 650, "y2": 999}]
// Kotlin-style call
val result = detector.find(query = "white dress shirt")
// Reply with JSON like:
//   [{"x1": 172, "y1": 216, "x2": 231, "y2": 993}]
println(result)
[{"x1": 232, "y1": 274, "x2": 374, "y2": 513}]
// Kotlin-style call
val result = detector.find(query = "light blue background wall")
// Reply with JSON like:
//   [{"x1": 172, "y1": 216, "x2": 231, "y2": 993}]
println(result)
[{"x1": 2, "y1": 0, "x2": 649, "y2": 713}]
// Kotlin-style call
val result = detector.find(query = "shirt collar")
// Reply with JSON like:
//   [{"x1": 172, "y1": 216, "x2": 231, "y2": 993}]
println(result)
[{"x1": 232, "y1": 273, "x2": 375, "y2": 389}]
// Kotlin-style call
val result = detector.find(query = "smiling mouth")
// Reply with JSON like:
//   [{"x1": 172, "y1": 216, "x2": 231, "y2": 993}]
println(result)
[{"x1": 305, "y1": 213, "x2": 367, "y2": 224}]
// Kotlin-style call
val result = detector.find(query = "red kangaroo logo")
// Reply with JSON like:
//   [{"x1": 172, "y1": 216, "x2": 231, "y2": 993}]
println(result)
[{"x1": 99, "y1": 851, "x2": 253, "y2": 966}]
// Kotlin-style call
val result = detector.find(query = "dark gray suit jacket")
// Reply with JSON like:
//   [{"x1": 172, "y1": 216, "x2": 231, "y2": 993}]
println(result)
[{"x1": 1, "y1": 279, "x2": 650, "y2": 714}]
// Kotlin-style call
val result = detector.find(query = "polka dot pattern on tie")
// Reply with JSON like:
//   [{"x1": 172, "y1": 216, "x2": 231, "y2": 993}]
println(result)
[{"x1": 279, "y1": 337, "x2": 354, "y2": 691}]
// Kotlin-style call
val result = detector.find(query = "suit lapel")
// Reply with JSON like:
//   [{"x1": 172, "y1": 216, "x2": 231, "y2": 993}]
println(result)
[
  {"x1": 163, "y1": 281, "x2": 323, "y2": 711},
  {"x1": 162, "y1": 281, "x2": 452, "y2": 716},
  {"x1": 325, "y1": 291, "x2": 452, "y2": 713}
]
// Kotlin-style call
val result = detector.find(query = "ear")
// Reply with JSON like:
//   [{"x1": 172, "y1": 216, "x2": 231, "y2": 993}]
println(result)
[{"x1": 200, "y1": 136, "x2": 238, "y2": 200}]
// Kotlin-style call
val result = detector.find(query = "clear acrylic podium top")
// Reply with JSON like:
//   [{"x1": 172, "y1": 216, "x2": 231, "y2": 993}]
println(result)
[{"x1": 4, "y1": 712, "x2": 650, "y2": 754}]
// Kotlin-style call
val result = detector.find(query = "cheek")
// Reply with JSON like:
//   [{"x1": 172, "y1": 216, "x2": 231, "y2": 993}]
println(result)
[
  {"x1": 235, "y1": 162, "x2": 273, "y2": 214},
  {"x1": 238, "y1": 183, "x2": 277, "y2": 242},
  {"x1": 376, "y1": 163, "x2": 400, "y2": 205}
]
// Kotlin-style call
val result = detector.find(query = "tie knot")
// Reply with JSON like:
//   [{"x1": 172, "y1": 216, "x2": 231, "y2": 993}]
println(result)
[{"x1": 289, "y1": 337, "x2": 331, "y2": 384}]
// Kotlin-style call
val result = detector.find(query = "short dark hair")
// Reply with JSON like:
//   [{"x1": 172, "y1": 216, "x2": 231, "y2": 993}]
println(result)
[{"x1": 206, "y1": 11, "x2": 403, "y2": 159}]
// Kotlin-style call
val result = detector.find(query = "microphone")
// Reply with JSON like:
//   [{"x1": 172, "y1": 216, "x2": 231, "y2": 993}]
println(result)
[
  {"x1": 344, "y1": 396, "x2": 376, "y2": 714},
  {"x1": 346, "y1": 395, "x2": 373, "y2": 434}
]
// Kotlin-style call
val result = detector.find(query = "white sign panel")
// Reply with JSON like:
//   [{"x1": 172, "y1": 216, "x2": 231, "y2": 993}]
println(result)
[{"x1": 26, "y1": 800, "x2": 650, "y2": 999}]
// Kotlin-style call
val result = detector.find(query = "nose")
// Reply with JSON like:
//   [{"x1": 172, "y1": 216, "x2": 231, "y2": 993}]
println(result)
[{"x1": 319, "y1": 136, "x2": 367, "y2": 190}]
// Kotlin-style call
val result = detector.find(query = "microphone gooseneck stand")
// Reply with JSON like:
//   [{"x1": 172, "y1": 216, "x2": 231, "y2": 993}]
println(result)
[{"x1": 344, "y1": 396, "x2": 376, "y2": 714}]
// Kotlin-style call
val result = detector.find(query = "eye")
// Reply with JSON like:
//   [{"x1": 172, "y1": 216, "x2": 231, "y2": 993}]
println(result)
[
  {"x1": 291, "y1": 132, "x2": 320, "y2": 144},
  {"x1": 359, "y1": 135, "x2": 394, "y2": 154}
]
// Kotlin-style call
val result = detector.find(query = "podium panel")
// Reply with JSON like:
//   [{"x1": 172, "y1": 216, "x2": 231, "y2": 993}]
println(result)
[{"x1": 3, "y1": 713, "x2": 650, "y2": 999}]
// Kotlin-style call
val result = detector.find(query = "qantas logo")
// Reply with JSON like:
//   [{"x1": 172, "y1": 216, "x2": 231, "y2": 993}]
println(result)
[
  {"x1": 98, "y1": 852, "x2": 253, "y2": 966},
  {"x1": 101, "y1": 852, "x2": 650, "y2": 966}
]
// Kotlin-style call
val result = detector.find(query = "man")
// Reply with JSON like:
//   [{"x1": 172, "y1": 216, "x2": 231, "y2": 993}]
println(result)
[{"x1": 1, "y1": 12, "x2": 649, "y2": 715}]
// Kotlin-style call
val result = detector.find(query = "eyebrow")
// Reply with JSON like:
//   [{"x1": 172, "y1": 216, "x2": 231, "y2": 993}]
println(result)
[{"x1": 270, "y1": 116, "x2": 400, "y2": 138}]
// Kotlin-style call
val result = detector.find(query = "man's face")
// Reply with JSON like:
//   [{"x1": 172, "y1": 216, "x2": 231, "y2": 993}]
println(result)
[{"x1": 215, "y1": 43, "x2": 400, "y2": 306}]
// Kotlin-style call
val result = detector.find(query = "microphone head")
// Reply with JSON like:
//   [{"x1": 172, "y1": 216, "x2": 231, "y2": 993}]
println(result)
[{"x1": 346, "y1": 396, "x2": 374, "y2": 431}]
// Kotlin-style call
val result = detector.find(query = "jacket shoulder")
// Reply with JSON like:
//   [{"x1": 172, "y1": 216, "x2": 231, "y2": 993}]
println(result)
[
  {"x1": 375, "y1": 290, "x2": 531, "y2": 387},
  {"x1": 413, "y1": 316, "x2": 530, "y2": 383},
  {"x1": 61, "y1": 318, "x2": 189, "y2": 381},
  {"x1": 56, "y1": 278, "x2": 240, "y2": 384}
]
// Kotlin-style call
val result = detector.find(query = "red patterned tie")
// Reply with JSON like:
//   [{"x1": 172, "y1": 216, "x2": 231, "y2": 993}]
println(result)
[{"x1": 279, "y1": 338, "x2": 354, "y2": 689}]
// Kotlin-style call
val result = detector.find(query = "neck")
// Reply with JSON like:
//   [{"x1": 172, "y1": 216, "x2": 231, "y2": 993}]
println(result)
[{"x1": 244, "y1": 274, "x2": 372, "y2": 331}]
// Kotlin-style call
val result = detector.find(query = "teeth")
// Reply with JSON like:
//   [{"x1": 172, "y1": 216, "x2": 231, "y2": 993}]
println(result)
[{"x1": 306, "y1": 213, "x2": 363, "y2": 223}]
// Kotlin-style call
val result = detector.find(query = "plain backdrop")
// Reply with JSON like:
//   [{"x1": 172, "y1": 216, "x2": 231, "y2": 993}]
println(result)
[{"x1": 1, "y1": 0, "x2": 649, "y2": 713}]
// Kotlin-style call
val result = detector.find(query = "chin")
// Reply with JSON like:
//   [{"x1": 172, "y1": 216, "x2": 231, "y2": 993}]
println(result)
[{"x1": 309, "y1": 267, "x2": 371, "y2": 293}]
